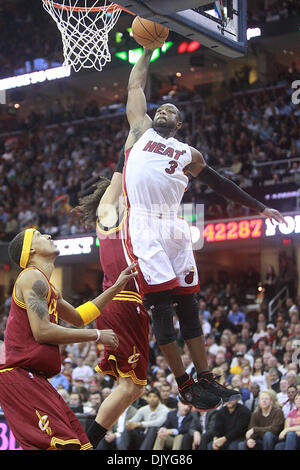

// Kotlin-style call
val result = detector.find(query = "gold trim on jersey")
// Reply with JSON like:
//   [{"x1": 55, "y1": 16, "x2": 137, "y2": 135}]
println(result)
[
  {"x1": 94, "y1": 364, "x2": 117, "y2": 379},
  {"x1": 48, "y1": 437, "x2": 86, "y2": 450},
  {"x1": 0, "y1": 368, "x2": 14, "y2": 373},
  {"x1": 108, "y1": 354, "x2": 147, "y2": 385},
  {"x1": 12, "y1": 266, "x2": 52, "y2": 309},
  {"x1": 112, "y1": 290, "x2": 142, "y2": 304},
  {"x1": 95, "y1": 359, "x2": 146, "y2": 386},
  {"x1": 81, "y1": 442, "x2": 93, "y2": 450}
]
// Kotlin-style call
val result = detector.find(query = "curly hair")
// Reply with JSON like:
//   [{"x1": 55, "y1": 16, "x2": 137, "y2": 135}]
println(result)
[{"x1": 73, "y1": 177, "x2": 111, "y2": 229}]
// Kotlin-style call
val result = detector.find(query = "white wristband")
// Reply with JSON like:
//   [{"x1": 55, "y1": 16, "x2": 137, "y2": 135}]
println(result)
[{"x1": 95, "y1": 329, "x2": 101, "y2": 343}]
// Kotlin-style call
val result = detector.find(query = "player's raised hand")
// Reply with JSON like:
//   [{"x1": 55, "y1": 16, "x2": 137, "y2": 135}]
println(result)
[
  {"x1": 114, "y1": 263, "x2": 138, "y2": 292},
  {"x1": 97, "y1": 329, "x2": 119, "y2": 350},
  {"x1": 260, "y1": 208, "x2": 288, "y2": 226}
]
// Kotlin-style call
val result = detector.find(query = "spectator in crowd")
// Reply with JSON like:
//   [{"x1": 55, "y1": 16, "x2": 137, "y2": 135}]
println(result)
[
  {"x1": 152, "y1": 401, "x2": 193, "y2": 450},
  {"x1": 250, "y1": 356, "x2": 268, "y2": 391},
  {"x1": 61, "y1": 357, "x2": 74, "y2": 385},
  {"x1": 210, "y1": 307, "x2": 231, "y2": 341},
  {"x1": 227, "y1": 303, "x2": 246, "y2": 332},
  {"x1": 275, "y1": 391, "x2": 300, "y2": 450},
  {"x1": 245, "y1": 383, "x2": 260, "y2": 412},
  {"x1": 207, "y1": 392, "x2": 251, "y2": 450},
  {"x1": 230, "y1": 375, "x2": 250, "y2": 403},
  {"x1": 159, "y1": 383, "x2": 178, "y2": 409},
  {"x1": 285, "y1": 370, "x2": 298, "y2": 388},
  {"x1": 239, "y1": 390, "x2": 284, "y2": 450},
  {"x1": 267, "y1": 367, "x2": 281, "y2": 393},
  {"x1": 231, "y1": 341, "x2": 254, "y2": 367},
  {"x1": 277, "y1": 379, "x2": 289, "y2": 406},
  {"x1": 282, "y1": 385, "x2": 298, "y2": 418},
  {"x1": 198, "y1": 299, "x2": 212, "y2": 322},
  {"x1": 188, "y1": 409, "x2": 218, "y2": 450},
  {"x1": 49, "y1": 365, "x2": 71, "y2": 392},
  {"x1": 57, "y1": 387, "x2": 70, "y2": 404},
  {"x1": 72, "y1": 356, "x2": 94, "y2": 385},
  {"x1": 230, "y1": 352, "x2": 244, "y2": 375},
  {"x1": 68, "y1": 392, "x2": 84, "y2": 414},
  {"x1": 240, "y1": 365, "x2": 252, "y2": 390},
  {"x1": 84, "y1": 391, "x2": 102, "y2": 415},
  {"x1": 118, "y1": 388, "x2": 169, "y2": 450},
  {"x1": 252, "y1": 324, "x2": 268, "y2": 346}
]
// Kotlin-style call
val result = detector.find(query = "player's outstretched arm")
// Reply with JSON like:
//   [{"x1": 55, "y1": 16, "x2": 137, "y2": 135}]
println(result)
[
  {"x1": 20, "y1": 269, "x2": 107, "y2": 345},
  {"x1": 186, "y1": 146, "x2": 287, "y2": 226},
  {"x1": 126, "y1": 48, "x2": 152, "y2": 148},
  {"x1": 56, "y1": 263, "x2": 138, "y2": 327},
  {"x1": 97, "y1": 145, "x2": 128, "y2": 226}
]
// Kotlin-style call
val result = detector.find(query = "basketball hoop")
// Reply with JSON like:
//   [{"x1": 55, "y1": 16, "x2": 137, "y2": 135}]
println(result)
[{"x1": 42, "y1": 1, "x2": 132, "y2": 72}]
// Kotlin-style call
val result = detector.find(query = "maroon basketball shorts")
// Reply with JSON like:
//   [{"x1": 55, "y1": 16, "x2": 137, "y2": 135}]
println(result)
[
  {"x1": 0, "y1": 368, "x2": 92, "y2": 450},
  {"x1": 96, "y1": 299, "x2": 150, "y2": 385}
]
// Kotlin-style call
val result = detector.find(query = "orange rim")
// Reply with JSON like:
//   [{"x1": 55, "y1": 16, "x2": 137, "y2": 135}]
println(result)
[{"x1": 42, "y1": 0, "x2": 134, "y2": 14}]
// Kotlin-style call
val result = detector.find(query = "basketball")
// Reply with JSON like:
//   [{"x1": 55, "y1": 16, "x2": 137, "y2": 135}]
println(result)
[{"x1": 132, "y1": 16, "x2": 169, "y2": 50}]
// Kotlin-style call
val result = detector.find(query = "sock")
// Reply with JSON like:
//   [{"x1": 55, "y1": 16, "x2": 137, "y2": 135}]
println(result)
[
  {"x1": 87, "y1": 421, "x2": 107, "y2": 449},
  {"x1": 175, "y1": 372, "x2": 191, "y2": 389},
  {"x1": 197, "y1": 370, "x2": 211, "y2": 379}
]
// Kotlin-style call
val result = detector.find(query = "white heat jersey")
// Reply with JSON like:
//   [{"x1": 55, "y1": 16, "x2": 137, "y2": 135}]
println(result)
[
  {"x1": 122, "y1": 128, "x2": 199, "y2": 295},
  {"x1": 124, "y1": 128, "x2": 192, "y2": 213}
]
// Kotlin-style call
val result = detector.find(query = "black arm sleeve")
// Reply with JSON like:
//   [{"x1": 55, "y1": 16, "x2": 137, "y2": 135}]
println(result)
[
  {"x1": 198, "y1": 166, "x2": 266, "y2": 213},
  {"x1": 115, "y1": 147, "x2": 125, "y2": 173}
]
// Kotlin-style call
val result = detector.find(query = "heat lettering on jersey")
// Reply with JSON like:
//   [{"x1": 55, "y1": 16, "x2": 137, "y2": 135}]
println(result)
[{"x1": 143, "y1": 140, "x2": 186, "y2": 160}]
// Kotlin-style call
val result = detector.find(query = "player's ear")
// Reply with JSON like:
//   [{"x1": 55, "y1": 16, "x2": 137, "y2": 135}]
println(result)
[
  {"x1": 176, "y1": 120, "x2": 182, "y2": 131},
  {"x1": 29, "y1": 247, "x2": 36, "y2": 256}
]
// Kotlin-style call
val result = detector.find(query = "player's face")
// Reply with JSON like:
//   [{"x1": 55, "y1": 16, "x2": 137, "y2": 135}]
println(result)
[
  {"x1": 153, "y1": 104, "x2": 182, "y2": 132},
  {"x1": 31, "y1": 230, "x2": 60, "y2": 257}
]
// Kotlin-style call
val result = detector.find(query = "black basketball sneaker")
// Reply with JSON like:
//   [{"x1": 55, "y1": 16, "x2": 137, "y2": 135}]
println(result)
[
  {"x1": 178, "y1": 375, "x2": 223, "y2": 411},
  {"x1": 197, "y1": 371, "x2": 241, "y2": 402}
]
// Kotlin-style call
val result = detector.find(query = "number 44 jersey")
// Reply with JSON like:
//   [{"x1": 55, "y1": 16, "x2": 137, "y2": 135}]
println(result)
[{"x1": 124, "y1": 128, "x2": 192, "y2": 213}]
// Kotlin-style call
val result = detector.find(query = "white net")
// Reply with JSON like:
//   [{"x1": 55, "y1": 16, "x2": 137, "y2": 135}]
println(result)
[{"x1": 42, "y1": 0, "x2": 122, "y2": 72}]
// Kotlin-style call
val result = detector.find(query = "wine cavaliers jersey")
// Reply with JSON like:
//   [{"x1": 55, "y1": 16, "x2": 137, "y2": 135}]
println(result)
[
  {"x1": 96, "y1": 218, "x2": 141, "y2": 303},
  {"x1": 124, "y1": 127, "x2": 192, "y2": 213},
  {"x1": 0, "y1": 267, "x2": 61, "y2": 378}
]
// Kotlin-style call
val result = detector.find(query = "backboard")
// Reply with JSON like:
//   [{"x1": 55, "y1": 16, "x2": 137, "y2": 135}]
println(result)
[{"x1": 114, "y1": 0, "x2": 247, "y2": 58}]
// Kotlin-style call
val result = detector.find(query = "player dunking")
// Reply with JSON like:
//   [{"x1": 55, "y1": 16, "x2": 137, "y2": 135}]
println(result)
[
  {"x1": 0, "y1": 228, "x2": 136, "y2": 450},
  {"x1": 123, "y1": 48, "x2": 287, "y2": 411},
  {"x1": 75, "y1": 150, "x2": 150, "y2": 449}
]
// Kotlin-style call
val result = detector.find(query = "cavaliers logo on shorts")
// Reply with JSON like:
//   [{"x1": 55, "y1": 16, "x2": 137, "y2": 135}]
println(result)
[
  {"x1": 36, "y1": 410, "x2": 52, "y2": 436},
  {"x1": 127, "y1": 346, "x2": 140, "y2": 369}
]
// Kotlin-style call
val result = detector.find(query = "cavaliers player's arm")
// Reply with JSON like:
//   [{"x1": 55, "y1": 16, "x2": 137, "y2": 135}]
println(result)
[
  {"x1": 97, "y1": 172, "x2": 123, "y2": 228},
  {"x1": 19, "y1": 266, "x2": 136, "y2": 345},
  {"x1": 19, "y1": 269, "x2": 101, "y2": 344},
  {"x1": 56, "y1": 263, "x2": 137, "y2": 327},
  {"x1": 126, "y1": 48, "x2": 152, "y2": 150},
  {"x1": 186, "y1": 146, "x2": 287, "y2": 225}
]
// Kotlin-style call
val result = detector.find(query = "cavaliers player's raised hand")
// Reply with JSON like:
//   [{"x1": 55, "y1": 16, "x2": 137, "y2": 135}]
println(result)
[
  {"x1": 114, "y1": 263, "x2": 138, "y2": 292},
  {"x1": 260, "y1": 207, "x2": 288, "y2": 226},
  {"x1": 97, "y1": 329, "x2": 119, "y2": 350}
]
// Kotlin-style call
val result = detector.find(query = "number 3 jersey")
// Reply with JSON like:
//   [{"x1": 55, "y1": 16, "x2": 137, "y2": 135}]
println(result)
[
  {"x1": 124, "y1": 128, "x2": 192, "y2": 213},
  {"x1": 123, "y1": 128, "x2": 199, "y2": 295}
]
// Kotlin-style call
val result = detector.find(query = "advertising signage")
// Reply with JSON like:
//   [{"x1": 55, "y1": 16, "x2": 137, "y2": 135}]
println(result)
[
  {"x1": 50, "y1": 214, "x2": 300, "y2": 258},
  {"x1": 203, "y1": 214, "x2": 300, "y2": 244}
]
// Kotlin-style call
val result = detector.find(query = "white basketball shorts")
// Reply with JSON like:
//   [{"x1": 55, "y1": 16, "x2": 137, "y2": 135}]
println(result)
[{"x1": 122, "y1": 209, "x2": 199, "y2": 296}]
